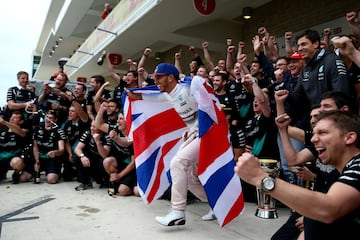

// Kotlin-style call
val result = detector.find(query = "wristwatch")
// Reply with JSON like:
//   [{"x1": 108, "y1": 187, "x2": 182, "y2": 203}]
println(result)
[
  {"x1": 80, "y1": 153, "x2": 85, "y2": 158},
  {"x1": 261, "y1": 175, "x2": 276, "y2": 192}
]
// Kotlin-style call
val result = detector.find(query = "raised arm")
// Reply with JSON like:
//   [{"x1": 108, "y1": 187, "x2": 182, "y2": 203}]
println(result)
[
  {"x1": 275, "y1": 113, "x2": 315, "y2": 166},
  {"x1": 332, "y1": 36, "x2": 360, "y2": 67},
  {"x1": 138, "y1": 47, "x2": 152, "y2": 69},
  {"x1": 275, "y1": 89, "x2": 289, "y2": 116},
  {"x1": 126, "y1": 58, "x2": 137, "y2": 71},
  {"x1": 70, "y1": 96, "x2": 88, "y2": 123},
  {"x1": 248, "y1": 74, "x2": 271, "y2": 118},
  {"x1": 38, "y1": 83, "x2": 51, "y2": 105},
  {"x1": 321, "y1": 28, "x2": 332, "y2": 49},
  {"x1": 174, "y1": 50, "x2": 184, "y2": 76},
  {"x1": 93, "y1": 81, "x2": 110, "y2": 113},
  {"x1": 0, "y1": 117, "x2": 26, "y2": 137},
  {"x1": 94, "y1": 102, "x2": 110, "y2": 133},
  {"x1": 92, "y1": 133, "x2": 111, "y2": 158},
  {"x1": 284, "y1": 31, "x2": 295, "y2": 56},
  {"x1": 226, "y1": 43, "x2": 236, "y2": 79},
  {"x1": 236, "y1": 41, "x2": 245, "y2": 61},
  {"x1": 105, "y1": 50, "x2": 121, "y2": 85},
  {"x1": 201, "y1": 41, "x2": 215, "y2": 71}
]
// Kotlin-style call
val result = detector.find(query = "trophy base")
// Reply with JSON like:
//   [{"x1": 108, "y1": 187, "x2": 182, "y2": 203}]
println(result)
[{"x1": 255, "y1": 208, "x2": 278, "y2": 219}]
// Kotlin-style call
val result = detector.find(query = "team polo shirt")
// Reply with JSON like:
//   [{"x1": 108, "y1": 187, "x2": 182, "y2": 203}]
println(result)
[
  {"x1": 78, "y1": 130, "x2": 112, "y2": 158},
  {"x1": 32, "y1": 126, "x2": 67, "y2": 158}
]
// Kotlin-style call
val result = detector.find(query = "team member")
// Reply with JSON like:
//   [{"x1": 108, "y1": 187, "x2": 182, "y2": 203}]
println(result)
[{"x1": 235, "y1": 110, "x2": 360, "y2": 239}]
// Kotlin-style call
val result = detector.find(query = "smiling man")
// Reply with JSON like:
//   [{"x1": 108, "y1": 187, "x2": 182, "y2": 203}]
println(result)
[
  {"x1": 235, "y1": 110, "x2": 360, "y2": 239},
  {"x1": 287, "y1": 29, "x2": 350, "y2": 116}
]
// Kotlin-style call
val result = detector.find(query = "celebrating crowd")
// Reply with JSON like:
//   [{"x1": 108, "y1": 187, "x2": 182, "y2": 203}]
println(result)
[{"x1": 1, "y1": 9, "x2": 360, "y2": 239}]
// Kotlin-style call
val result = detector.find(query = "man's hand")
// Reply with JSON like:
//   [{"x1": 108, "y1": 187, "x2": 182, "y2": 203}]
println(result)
[
  {"x1": 202, "y1": 41, "x2": 209, "y2": 49},
  {"x1": 275, "y1": 113, "x2": 291, "y2": 129},
  {"x1": 252, "y1": 35, "x2": 263, "y2": 55},
  {"x1": 175, "y1": 49, "x2": 182, "y2": 59},
  {"x1": 124, "y1": 88, "x2": 142, "y2": 100},
  {"x1": 47, "y1": 150, "x2": 57, "y2": 158},
  {"x1": 227, "y1": 45, "x2": 235, "y2": 54},
  {"x1": 237, "y1": 53, "x2": 247, "y2": 64},
  {"x1": 143, "y1": 47, "x2": 152, "y2": 56},
  {"x1": 81, "y1": 156, "x2": 90, "y2": 167},
  {"x1": 284, "y1": 31, "x2": 293, "y2": 40},
  {"x1": 331, "y1": 36, "x2": 356, "y2": 56},
  {"x1": 323, "y1": 28, "x2": 332, "y2": 36},
  {"x1": 274, "y1": 89, "x2": 289, "y2": 103},
  {"x1": 234, "y1": 152, "x2": 267, "y2": 187},
  {"x1": 226, "y1": 38, "x2": 233, "y2": 46}
]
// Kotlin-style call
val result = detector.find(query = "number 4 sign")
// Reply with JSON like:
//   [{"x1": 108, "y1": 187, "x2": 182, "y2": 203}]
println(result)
[{"x1": 193, "y1": 0, "x2": 216, "y2": 16}]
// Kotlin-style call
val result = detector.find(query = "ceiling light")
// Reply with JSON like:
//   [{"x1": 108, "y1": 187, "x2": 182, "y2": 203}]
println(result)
[
  {"x1": 243, "y1": 7, "x2": 252, "y2": 20},
  {"x1": 59, "y1": 36, "x2": 63, "y2": 41},
  {"x1": 55, "y1": 41, "x2": 59, "y2": 47}
]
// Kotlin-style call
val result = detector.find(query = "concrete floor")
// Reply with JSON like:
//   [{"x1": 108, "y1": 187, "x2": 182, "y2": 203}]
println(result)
[{"x1": 0, "y1": 173, "x2": 290, "y2": 240}]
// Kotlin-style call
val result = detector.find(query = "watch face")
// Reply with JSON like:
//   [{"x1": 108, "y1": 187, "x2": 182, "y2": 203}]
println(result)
[
  {"x1": 264, "y1": 179, "x2": 275, "y2": 189},
  {"x1": 262, "y1": 176, "x2": 275, "y2": 191}
]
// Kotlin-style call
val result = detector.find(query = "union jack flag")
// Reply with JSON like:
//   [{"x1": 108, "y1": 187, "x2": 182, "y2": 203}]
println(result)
[
  {"x1": 122, "y1": 86, "x2": 188, "y2": 204},
  {"x1": 191, "y1": 76, "x2": 245, "y2": 227},
  {"x1": 123, "y1": 77, "x2": 244, "y2": 227}
]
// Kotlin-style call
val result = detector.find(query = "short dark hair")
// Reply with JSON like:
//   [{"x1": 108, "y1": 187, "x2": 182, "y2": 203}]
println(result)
[
  {"x1": 321, "y1": 91, "x2": 355, "y2": 113},
  {"x1": 91, "y1": 75, "x2": 105, "y2": 85},
  {"x1": 46, "y1": 110, "x2": 58, "y2": 119},
  {"x1": 17, "y1": 71, "x2": 28, "y2": 79},
  {"x1": 296, "y1": 29, "x2": 321, "y2": 48},
  {"x1": 127, "y1": 70, "x2": 138, "y2": 78},
  {"x1": 12, "y1": 110, "x2": 24, "y2": 120},
  {"x1": 315, "y1": 110, "x2": 360, "y2": 148},
  {"x1": 108, "y1": 98, "x2": 120, "y2": 110},
  {"x1": 215, "y1": 72, "x2": 229, "y2": 81},
  {"x1": 76, "y1": 83, "x2": 87, "y2": 91}
]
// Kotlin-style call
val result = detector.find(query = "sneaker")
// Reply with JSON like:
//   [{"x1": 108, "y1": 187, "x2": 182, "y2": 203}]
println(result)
[
  {"x1": 155, "y1": 209, "x2": 185, "y2": 226},
  {"x1": 12, "y1": 171, "x2": 21, "y2": 184},
  {"x1": 202, "y1": 208, "x2": 216, "y2": 221},
  {"x1": 75, "y1": 183, "x2": 93, "y2": 191}
]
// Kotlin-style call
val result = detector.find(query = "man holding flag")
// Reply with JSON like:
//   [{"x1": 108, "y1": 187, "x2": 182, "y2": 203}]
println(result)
[{"x1": 126, "y1": 63, "x2": 244, "y2": 227}]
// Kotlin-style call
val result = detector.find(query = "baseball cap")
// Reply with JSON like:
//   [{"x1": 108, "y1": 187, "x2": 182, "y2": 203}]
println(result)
[
  {"x1": 286, "y1": 51, "x2": 303, "y2": 60},
  {"x1": 154, "y1": 63, "x2": 179, "y2": 79}
]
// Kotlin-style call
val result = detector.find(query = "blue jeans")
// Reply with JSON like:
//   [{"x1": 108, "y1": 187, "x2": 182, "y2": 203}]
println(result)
[{"x1": 277, "y1": 133, "x2": 304, "y2": 184}]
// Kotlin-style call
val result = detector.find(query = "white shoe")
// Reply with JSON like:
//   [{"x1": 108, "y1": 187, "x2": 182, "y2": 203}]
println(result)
[
  {"x1": 202, "y1": 209, "x2": 216, "y2": 221},
  {"x1": 155, "y1": 209, "x2": 185, "y2": 226}
]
